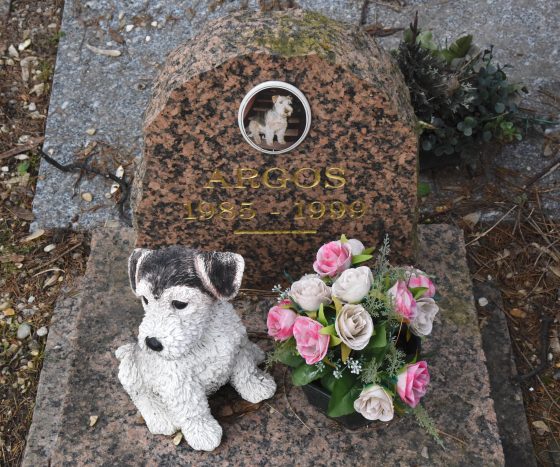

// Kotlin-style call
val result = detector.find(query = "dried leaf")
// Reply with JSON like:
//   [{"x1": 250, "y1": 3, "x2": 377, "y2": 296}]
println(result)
[
  {"x1": 3, "y1": 308, "x2": 15, "y2": 317},
  {"x1": 115, "y1": 165, "x2": 124, "y2": 179},
  {"x1": 0, "y1": 254, "x2": 25, "y2": 263},
  {"x1": 81, "y1": 192, "x2": 93, "y2": 202},
  {"x1": 85, "y1": 43, "x2": 122, "y2": 57},
  {"x1": 44, "y1": 244, "x2": 56, "y2": 253},
  {"x1": 109, "y1": 28, "x2": 125, "y2": 44},
  {"x1": 18, "y1": 38, "x2": 31, "y2": 51},
  {"x1": 43, "y1": 273, "x2": 60, "y2": 288},
  {"x1": 532, "y1": 420, "x2": 551, "y2": 435},
  {"x1": 89, "y1": 415, "x2": 99, "y2": 427},
  {"x1": 463, "y1": 212, "x2": 481, "y2": 228},
  {"x1": 509, "y1": 308, "x2": 527, "y2": 319},
  {"x1": 172, "y1": 432, "x2": 182, "y2": 446},
  {"x1": 9, "y1": 205, "x2": 35, "y2": 221},
  {"x1": 21, "y1": 229, "x2": 45, "y2": 242},
  {"x1": 550, "y1": 265, "x2": 560, "y2": 279}
]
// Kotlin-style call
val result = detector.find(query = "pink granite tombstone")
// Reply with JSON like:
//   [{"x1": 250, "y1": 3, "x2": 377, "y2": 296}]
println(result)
[{"x1": 133, "y1": 10, "x2": 418, "y2": 288}]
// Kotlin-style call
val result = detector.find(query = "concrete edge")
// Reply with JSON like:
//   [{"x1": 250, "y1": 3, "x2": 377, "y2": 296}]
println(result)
[
  {"x1": 21, "y1": 284, "x2": 83, "y2": 467},
  {"x1": 475, "y1": 282, "x2": 537, "y2": 467}
]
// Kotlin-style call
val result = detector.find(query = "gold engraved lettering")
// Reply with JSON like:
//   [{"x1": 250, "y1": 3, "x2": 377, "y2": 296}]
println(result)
[
  {"x1": 263, "y1": 168, "x2": 290, "y2": 189},
  {"x1": 204, "y1": 170, "x2": 231, "y2": 189},
  {"x1": 218, "y1": 202, "x2": 235, "y2": 220},
  {"x1": 309, "y1": 201, "x2": 326, "y2": 219},
  {"x1": 198, "y1": 201, "x2": 216, "y2": 220},
  {"x1": 184, "y1": 201, "x2": 197, "y2": 220},
  {"x1": 325, "y1": 167, "x2": 346, "y2": 189},
  {"x1": 294, "y1": 201, "x2": 305, "y2": 219},
  {"x1": 239, "y1": 202, "x2": 256, "y2": 220},
  {"x1": 293, "y1": 167, "x2": 320, "y2": 189},
  {"x1": 329, "y1": 201, "x2": 346, "y2": 219},
  {"x1": 234, "y1": 168, "x2": 261, "y2": 189},
  {"x1": 349, "y1": 201, "x2": 366, "y2": 218}
]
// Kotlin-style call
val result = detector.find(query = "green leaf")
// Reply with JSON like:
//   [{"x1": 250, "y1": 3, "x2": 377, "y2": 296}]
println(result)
[
  {"x1": 351, "y1": 254, "x2": 373, "y2": 265},
  {"x1": 276, "y1": 341, "x2": 305, "y2": 368},
  {"x1": 319, "y1": 324, "x2": 342, "y2": 346},
  {"x1": 291, "y1": 362, "x2": 329, "y2": 386},
  {"x1": 363, "y1": 247, "x2": 375, "y2": 255},
  {"x1": 483, "y1": 130, "x2": 492, "y2": 142},
  {"x1": 444, "y1": 35, "x2": 473, "y2": 62},
  {"x1": 340, "y1": 234, "x2": 348, "y2": 243},
  {"x1": 417, "y1": 31, "x2": 437, "y2": 51},
  {"x1": 421, "y1": 139, "x2": 433, "y2": 151},
  {"x1": 321, "y1": 371, "x2": 336, "y2": 393},
  {"x1": 463, "y1": 127, "x2": 473, "y2": 137},
  {"x1": 327, "y1": 373, "x2": 362, "y2": 417},
  {"x1": 418, "y1": 182, "x2": 431, "y2": 197},
  {"x1": 410, "y1": 286, "x2": 428, "y2": 300},
  {"x1": 364, "y1": 322, "x2": 387, "y2": 351},
  {"x1": 495, "y1": 102, "x2": 506, "y2": 113},
  {"x1": 341, "y1": 343, "x2": 351, "y2": 363},
  {"x1": 17, "y1": 161, "x2": 30, "y2": 175},
  {"x1": 319, "y1": 324, "x2": 335, "y2": 335},
  {"x1": 317, "y1": 303, "x2": 327, "y2": 326},
  {"x1": 332, "y1": 296, "x2": 343, "y2": 315}
]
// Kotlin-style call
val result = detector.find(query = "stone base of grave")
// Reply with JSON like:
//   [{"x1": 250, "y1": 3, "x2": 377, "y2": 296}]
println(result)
[{"x1": 23, "y1": 225, "x2": 508, "y2": 466}]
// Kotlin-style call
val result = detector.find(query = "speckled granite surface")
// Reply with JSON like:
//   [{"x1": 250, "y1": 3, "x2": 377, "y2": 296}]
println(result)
[
  {"x1": 23, "y1": 224, "x2": 504, "y2": 466},
  {"x1": 134, "y1": 10, "x2": 418, "y2": 289}
]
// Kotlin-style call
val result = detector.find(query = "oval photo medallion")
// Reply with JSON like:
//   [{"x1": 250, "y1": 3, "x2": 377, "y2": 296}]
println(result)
[{"x1": 238, "y1": 81, "x2": 312, "y2": 155}]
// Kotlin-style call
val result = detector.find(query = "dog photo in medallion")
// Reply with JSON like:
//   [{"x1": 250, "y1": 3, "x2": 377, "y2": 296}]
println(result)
[{"x1": 238, "y1": 81, "x2": 311, "y2": 154}]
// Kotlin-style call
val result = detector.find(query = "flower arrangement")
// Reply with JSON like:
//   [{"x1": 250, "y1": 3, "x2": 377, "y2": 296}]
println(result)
[{"x1": 267, "y1": 235, "x2": 440, "y2": 429}]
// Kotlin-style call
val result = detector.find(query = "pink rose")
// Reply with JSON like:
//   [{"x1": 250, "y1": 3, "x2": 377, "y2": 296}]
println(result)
[
  {"x1": 292, "y1": 316, "x2": 330, "y2": 365},
  {"x1": 396, "y1": 361, "x2": 430, "y2": 408},
  {"x1": 388, "y1": 280, "x2": 417, "y2": 321},
  {"x1": 405, "y1": 267, "x2": 436, "y2": 298},
  {"x1": 267, "y1": 303, "x2": 298, "y2": 341},
  {"x1": 313, "y1": 241, "x2": 352, "y2": 277}
]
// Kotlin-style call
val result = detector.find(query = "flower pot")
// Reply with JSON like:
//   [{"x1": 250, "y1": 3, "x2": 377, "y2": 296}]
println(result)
[
  {"x1": 301, "y1": 328, "x2": 422, "y2": 430},
  {"x1": 301, "y1": 382, "x2": 371, "y2": 430}
]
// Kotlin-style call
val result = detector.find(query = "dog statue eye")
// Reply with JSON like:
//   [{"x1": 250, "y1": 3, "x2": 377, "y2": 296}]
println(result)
[
  {"x1": 142, "y1": 296, "x2": 148, "y2": 305},
  {"x1": 172, "y1": 300, "x2": 188, "y2": 310}
]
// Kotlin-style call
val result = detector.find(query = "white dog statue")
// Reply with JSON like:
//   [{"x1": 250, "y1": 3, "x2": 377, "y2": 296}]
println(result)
[
  {"x1": 248, "y1": 95, "x2": 293, "y2": 146},
  {"x1": 115, "y1": 246, "x2": 276, "y2": 451}
]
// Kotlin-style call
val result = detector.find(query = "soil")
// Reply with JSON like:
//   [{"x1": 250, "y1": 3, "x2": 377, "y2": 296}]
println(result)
[
  {"x1": 0, "y1": 1, "x2": 558, "y2": 466},
  {"x1": 0, "y1": 1, "x2": 89, "y2": 465}
]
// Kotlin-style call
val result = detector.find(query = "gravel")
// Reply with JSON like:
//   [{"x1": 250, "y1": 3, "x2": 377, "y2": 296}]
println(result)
[{"x1": 17, "y1": 323, "x2": 32, "y2": 340}]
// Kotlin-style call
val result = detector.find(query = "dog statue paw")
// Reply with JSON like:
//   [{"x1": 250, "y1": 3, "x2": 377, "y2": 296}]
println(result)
[{"x1": 115, "y1": 246, "x2": 276, "y2": 451}]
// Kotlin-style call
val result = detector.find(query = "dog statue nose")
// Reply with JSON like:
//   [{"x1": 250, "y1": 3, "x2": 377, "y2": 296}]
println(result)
[{"x1": 145, "y1": 336, "x2": 163, "y2": 352}]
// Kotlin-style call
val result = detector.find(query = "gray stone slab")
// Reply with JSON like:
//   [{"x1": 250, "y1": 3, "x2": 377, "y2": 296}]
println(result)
[
  {"x1": 23, "y1": 224, "x2": 505, "y2": 466},
  {"x1": 33, "y1": 0, "x2": 560, "y2": 230},
  {"x1": 474, "y1": 282, "x2": 536, "y2": 467},
  {"x1": 22, "y1": 285, "x2": 83, "y2": 465},
  {"x1": 31, "y1": 0, "x2": 361, "y2": 231}
]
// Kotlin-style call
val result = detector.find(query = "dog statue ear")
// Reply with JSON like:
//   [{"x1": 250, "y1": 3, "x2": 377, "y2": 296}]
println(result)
[
  {"x1": 194, "y1": 251, "x2": 245, "y2": 301},
  {"x1": 128, "y1": 248, "x2": 150, "y2": 295},
  {"x1": 272, "y1": 95, "x2": 278, "y2": 103}
]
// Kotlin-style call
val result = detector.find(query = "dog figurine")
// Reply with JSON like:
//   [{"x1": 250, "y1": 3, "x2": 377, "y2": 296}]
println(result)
[
  {"x1": 248, "y1": 95, "x2": 293, "y2": 146},
  {"x1": 115, "y1": 246, "x2": 276, "y2": 451}
]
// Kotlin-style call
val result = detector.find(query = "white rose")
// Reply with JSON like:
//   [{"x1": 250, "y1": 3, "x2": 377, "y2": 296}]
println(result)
[
  {"x1": 409, "y1": 297, "x2": 439, "y2": 336},
  {"x1": 347, "y1": 238, "x2": 365, "y2": 255},
  {"x1": 335, "y1": 304, "x2": 373, "y2": 350},
  {"x1": 353, "y1": 385, "x2": 394, "y2": 421},
  {"x1": 289, "y1": 276, "x2": 332, "y2": 312},
  {"x1": 332, "y1": 266, "x2": 373, "y2": 303}
]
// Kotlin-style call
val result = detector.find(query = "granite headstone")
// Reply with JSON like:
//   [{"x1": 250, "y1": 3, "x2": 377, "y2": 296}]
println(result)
[{"x1": 133, "y1": 9, "x2": 418, "y2": 288}]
